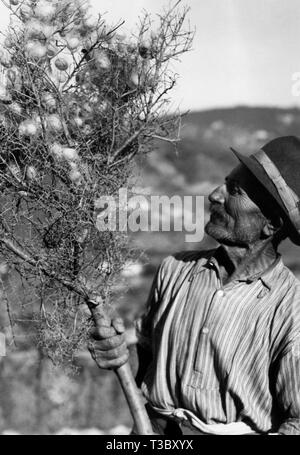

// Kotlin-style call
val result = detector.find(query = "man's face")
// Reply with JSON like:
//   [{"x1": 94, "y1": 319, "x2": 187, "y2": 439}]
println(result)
[{"x1": 205, "y1": 164, "x2": 268, "y2": 246}]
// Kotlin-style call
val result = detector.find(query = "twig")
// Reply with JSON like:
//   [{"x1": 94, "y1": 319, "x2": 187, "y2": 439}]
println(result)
[
  {"x1": 145, "y1": 134, "x2": 180, "y2": 143},
  {"x1": 0, "y1": 236, "x2": 88, "y2": 300},
  {"x1": 108, "y1": 127, "x2": 144, "y2": 164}
]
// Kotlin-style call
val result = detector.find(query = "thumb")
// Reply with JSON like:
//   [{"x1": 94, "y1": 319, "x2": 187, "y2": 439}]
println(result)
[{"x1": 112, "y1": 317, "x2": 126, "y2": 334}]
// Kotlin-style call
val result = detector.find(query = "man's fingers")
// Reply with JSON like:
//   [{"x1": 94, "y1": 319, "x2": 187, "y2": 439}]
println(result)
[
  {"x1": 91, "y1": 317, "x2": 126, "y2": 340},
  {"x1": 93, "y1": 352, "x2": 129, "y2": 370},
  {"x1": 92, "y1": 326, "x2": 117, "y2": 339},
  {"x1": 93, "y1": 316, "x2": 111, "y2": 327},
  {"x1": 93, "y1": 335, "x2": 125, "y2": 351},
  {"x1": 112, "y1": 317, "x2": 126, "y2": 334},
  {"x1": 96, "y1": 345, "x2": 128, "y2": 360}
]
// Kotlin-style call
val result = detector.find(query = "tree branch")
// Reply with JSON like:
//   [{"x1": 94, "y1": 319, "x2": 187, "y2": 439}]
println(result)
[
  {"x1": 108, "y1": 127, "x2": 144, "y2": 164},
  {"x1": 0, "y1": 236, "x2": 88, "y2": 300}
]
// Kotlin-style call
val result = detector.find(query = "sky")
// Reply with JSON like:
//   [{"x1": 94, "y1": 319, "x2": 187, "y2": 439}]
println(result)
[{"x1": 1, "y1": 0, "x2": 300, "y2": 112}]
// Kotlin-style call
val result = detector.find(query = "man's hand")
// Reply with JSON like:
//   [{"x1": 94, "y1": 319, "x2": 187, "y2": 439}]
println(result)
[{"x1": 89, "y1": 314, "x2": 129, "y2": 370}]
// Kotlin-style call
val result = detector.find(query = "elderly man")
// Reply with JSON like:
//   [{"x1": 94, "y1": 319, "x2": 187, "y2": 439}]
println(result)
[{"x1": 91, "y1": 136, "x2": 300, "y2": 435}]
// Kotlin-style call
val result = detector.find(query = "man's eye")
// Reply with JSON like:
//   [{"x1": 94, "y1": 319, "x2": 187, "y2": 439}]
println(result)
[{"x1": 227, "y1": 182, "x2": 241, "y2": 195}]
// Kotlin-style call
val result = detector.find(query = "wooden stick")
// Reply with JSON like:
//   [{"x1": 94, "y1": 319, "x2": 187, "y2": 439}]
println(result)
[{"x1": 88, "y1": 300, "x2": 154, "y2": 434}]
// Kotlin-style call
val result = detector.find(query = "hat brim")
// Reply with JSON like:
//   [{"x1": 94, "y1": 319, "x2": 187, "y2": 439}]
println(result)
[{"x1": 230, "y1": 147, "x2": 300, "y2": 245}]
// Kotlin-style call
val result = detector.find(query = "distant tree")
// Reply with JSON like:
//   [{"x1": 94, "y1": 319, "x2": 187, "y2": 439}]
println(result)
[{"x1": 0, "y1": 0, "x2": 193, "y2": 433}]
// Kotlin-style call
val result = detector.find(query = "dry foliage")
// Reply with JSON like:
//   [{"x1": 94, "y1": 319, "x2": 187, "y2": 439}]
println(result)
[{"x1": 0, "y1": 0, "x2": 193, "y2": 366}]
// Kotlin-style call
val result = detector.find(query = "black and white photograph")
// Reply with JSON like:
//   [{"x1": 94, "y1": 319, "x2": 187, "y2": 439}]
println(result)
[{"x1": 0, "y1": 0, "x2": 299, "y2": 439}]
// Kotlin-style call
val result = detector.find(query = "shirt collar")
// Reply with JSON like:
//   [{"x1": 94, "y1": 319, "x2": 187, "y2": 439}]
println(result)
[
  {"x1": 243, "y1": 255, "x2": 283, "y2": 290},
  {"x1": 192, "y1": 247, "x2": 283, "y2": 290}
]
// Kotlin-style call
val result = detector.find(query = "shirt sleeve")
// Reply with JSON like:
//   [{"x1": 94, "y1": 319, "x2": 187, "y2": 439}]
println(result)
[
  {"x1": 276, "y1": 338, "x2": 300, "y2": 435},
  {"x1": 134, "y1": 267, "x2": 162, "y2": 353},
  {"x1": 134, "y1": 256, "x2": 171, "y2": 353}
]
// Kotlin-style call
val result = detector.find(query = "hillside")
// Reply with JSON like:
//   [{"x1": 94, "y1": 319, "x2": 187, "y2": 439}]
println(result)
[{"x1": 132, "y1": 106, "x2": 300, "y2": 268}]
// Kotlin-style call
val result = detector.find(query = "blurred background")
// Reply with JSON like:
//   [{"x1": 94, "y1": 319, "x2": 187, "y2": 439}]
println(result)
[{"x1": 1, "y1": 0, "x2": 300, "y2": 435}]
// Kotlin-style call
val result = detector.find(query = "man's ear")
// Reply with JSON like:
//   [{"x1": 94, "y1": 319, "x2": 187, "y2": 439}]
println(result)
[{"x1": 261, "y1": 216, "x2": 284, "y2": 238}]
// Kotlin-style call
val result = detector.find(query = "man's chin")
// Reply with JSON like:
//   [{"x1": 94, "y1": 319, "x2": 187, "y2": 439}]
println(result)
[
  {"x1": 205, "y1": 221, "x2": 237, "y2": 245},
  {"x1": 205, "y1": 222, "x2": 255, "y2": 247},
  {"x1": 205, "y1": 221, "x2": 228, "y2": 241}
]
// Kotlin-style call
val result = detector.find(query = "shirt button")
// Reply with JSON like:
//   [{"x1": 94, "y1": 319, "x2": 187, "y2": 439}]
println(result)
[
  {"x1": 201, "y1": 327, "x2": 209, "y2": 334},
  {"x1": 215, "y1": 289, "x2": 225, "y2": 298}
]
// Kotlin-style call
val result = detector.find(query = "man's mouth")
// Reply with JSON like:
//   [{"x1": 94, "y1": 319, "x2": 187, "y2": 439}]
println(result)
[
  {"x1": 209, "y1": 205, "x2": 227, "y2": 223},
  {"x1": 210, "y1": 212, "x2": 223, "y2": 223}
]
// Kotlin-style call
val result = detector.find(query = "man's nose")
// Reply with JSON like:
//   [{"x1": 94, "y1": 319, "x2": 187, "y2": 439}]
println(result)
[{"x1": 208, "y1": 184, "x2": 226, "y2": 204}]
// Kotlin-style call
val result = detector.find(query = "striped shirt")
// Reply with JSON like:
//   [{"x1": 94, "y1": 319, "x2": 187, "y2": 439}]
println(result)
[{"x1": 136, "y1": 248, "x2": 300, "y2": 435}]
